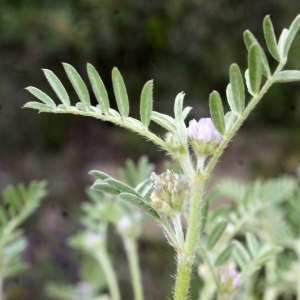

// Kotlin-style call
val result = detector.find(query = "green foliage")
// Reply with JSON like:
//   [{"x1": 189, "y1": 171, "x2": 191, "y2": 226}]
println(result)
[{"x1": 0, "y1": 181, "x2": 46, "y2": 297}]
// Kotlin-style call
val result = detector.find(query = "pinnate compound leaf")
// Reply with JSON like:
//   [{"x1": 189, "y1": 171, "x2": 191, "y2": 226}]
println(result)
[
  {"x1": 248, "y1": 43, "x2": 262, "y2": 94},
  {"x1": 229, "y1": 64, "x2": 245, "y2": 114},
  {"x1": 243, "y1": 30, "x2": 271, "y2": 77},
  {"x1": 43, "y1": 69, "x2": 70, "y2": 108},
  {"x1": 215, "y1": 243, "x2": 235, "y2": 266},
  {"x1": 87, "y1": 63, "x2": 109, "y2": 114},
  {"x1": 246, "y1": 232, "x2": 260, "y2": 257},
  {"x1": 151, "y1": 111, "x2": 176, "y2": 132},
  {"x1": 63, "y1": 63, "x2": 90, "y2": 110},
  {"x1": 140, "y1": 80, "x2": 153, "y2": 128},
  {"x1": 283, "y1": 14, "x2": 300, "y2": 58},
  {"x1": 112, "y1": 67, "x2": 129, "y2": 118},
  {"x1": 275, "y1": 70, "x2": 300, "y2": 82},
  {"x1": 118, "y1": 192, "x2": 161, "y2": 220},
  {"x1": 209, "y1": 91, "x2": 225, "y2": 135},
  {"x1": 23, "y1": 102, "x2": 55, "y2": 112},
  {"x1": 207, "y1": 221, "x2": 227, "y2": 250},
  {"x1": 263, "y1": 16, "x2": 281, "y2": 61},
  {"x1": 25, "y1": 87, "x2": 56, "y2": 108}
]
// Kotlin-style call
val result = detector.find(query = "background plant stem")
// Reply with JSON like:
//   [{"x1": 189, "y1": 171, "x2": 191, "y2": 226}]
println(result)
[{"x1": 123, "y1": 237, "x2": 144, "y2": 300}]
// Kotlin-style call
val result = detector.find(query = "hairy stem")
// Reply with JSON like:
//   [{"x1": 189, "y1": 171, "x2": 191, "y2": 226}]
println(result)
[
  {"x1": 123, "y1": 237, "x2": 144, "y2": 300},
  {"x1": 174, "y1": 172, "x2": 204, "y2": 300}
]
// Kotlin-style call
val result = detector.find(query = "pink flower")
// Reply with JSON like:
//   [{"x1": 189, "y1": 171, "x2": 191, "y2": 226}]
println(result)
[{"x1": 187, "y1": 118, "x2": 222, "y2": 143}]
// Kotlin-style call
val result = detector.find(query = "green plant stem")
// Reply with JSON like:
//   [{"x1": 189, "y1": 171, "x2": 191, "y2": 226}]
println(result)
[
  {"x1": 204, "y1": 61, "x2": 286, "y2": 178},
  {"x1": 263, "y1": 260, "x2": 277, "y2": 300},
  {"x1": 123, "y1": 237, "x2": 144, "y2": 300},
  {"x1": 95, "y1": 249, "x2": 121, "y2": 300},
  {"x1": 199, "y1": 244, "x2": 224, "y2": 299},
  {"x1": 174, "y1": 172, "x2": 204, "y2": 300}
]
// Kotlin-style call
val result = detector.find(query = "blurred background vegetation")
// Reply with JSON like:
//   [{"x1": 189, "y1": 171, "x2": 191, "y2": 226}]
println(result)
[{"x1": 0, "y1": 0, "x2": 299, "y2": 299}]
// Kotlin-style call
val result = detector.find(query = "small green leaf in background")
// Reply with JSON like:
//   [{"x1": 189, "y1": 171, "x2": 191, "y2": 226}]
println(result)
[
  {"x1": 229, "y1": 64, "x2": 245, "y2": 114},
  {"x1": 140, "y1": 80, "x2": 153, "y2": 128},
  {"x1": 215, "y1": 243, "x2": 235, "y2": 266},
  {"x1": 283, "y1": 14, "x2": 300, "y2": 58},
  {"x1": 243, "y1": 30, "x2": 271, "y2": 77},
  {"x1": 87, "y1": 63, "x2": 110, "y2": 114},
  {"x1": 43, "y1": 69, "x2": 70, "y2": 109},
  {"x1": 209, "y1": 91, "x2": 225, "y2": 135},
  {"x1": 248, "y1": 43, "x2": 262, "y2": 94},
  {"x1": 245, "y1": 232, "x2": 260, "y2": 257},
  {"x1": 245, "y1": 69, "x2": 254, "y2": 96},
  {"x1": 263, "y1": 16, "x2": 281, "y2": 61},
  {"x1": 112, "y1": 67, "x2": 129, "y2": 118},
  {"x1": 254, "y1": 245, "x2": 282, "y2": 265},
  {"x1": 118, "y1": 192, "x2": 161, "y2": 220},
  {"x1": 207, "y1": 221, "x2": 227, "y2": 250},
  {"x1": 63, "y1": 63, "x2": 90, "y2": 110},
  {"x1": 25, "y1": 87, "x2": 56, "y2": 108},
  {"x1": 224, "y1": 111, "x2": 237, "y2": 133},
  {"x1": 233, "y1": 241, "x2": 251, "y2": 269},
  {"x1": 278, "y1": 29, "x2": 289, "y2": 58}
]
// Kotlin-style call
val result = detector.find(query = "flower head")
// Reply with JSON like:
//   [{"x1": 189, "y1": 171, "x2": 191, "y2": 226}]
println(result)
[
  {"x1": 217, "y1": 268, "x2": 241, "y2": 292},
  {"x1": 187, "y1": 118, "x2": 222, "y2": 156},
  {"x1": 187, "y1": 118, "x2": 222, "y2": 143}
]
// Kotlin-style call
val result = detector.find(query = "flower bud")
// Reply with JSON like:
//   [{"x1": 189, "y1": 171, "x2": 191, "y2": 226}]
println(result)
[
  {"x1": 187, "y1": 118, "x2": 222, "y2": 156},
  {"x1": 217, "y1": 267, "x2": 241, "y2": 293}
]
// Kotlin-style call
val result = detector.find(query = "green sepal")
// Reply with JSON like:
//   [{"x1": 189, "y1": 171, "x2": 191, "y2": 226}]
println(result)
[
  {"x1": 209, "y1": 91, "x2": 225, "y2": 135},
  {"x1": 263, "y1": 16, "x2": 281, "y2": 61},
  {"x1": 207, "y1": 221, "x2": 227, "y2": 250},
  {"x1": 248, "y1": 43, "x2": 262, "y2": 94},
  {"x1": 229, "y1": 64, "x2": 245, "y2": 114},
  {"x1": 243, "y1": 30, "x2": 271, "y2": 77},
  {"x1": 118, "y1": 192, "x2": 161, "y2": 220},
  {"x1": 214, "y1": 243, "x2": 235, "y2": 266},
  {"x1": 112, "y1": 67, "x2": 129, "y2": 118},
  {"x1": 25, "y1": 87, "x2": 56, "y2": 108},
  {"x1": 275, "y1": 70, "x2": 300, "y2": 82},
  {"x1": 63, "y1": 63, "x2": 90, "y2": 110},
  {"x1": 43, "y1": 69, "x2": 70, "y2": 108},
  {"x1": 140, "y1": 80, "x2": 153, "y2": 128},
  {"x1": 87, "y1": 63, "x2": 110, "y2": 114}
]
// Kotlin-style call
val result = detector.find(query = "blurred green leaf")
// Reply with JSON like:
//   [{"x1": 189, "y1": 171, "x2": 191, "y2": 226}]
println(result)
[
  {"x1": 140, "y1": 80, "x2": 153, "y2": 128},
  {"x1": 263, "y1": 16, "x2": 281, "y2": 61},
  {"x1": 248, "y1": 43, "x2": 262, "y2": 94},
  {"x1": 209, "y1": 90, "x2": 225, "y2": 135}
]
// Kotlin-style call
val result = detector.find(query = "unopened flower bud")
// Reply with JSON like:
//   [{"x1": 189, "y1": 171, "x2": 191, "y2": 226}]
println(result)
[{"x1": 187, "y1": 118, "x2": 222, "y2": 156}]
